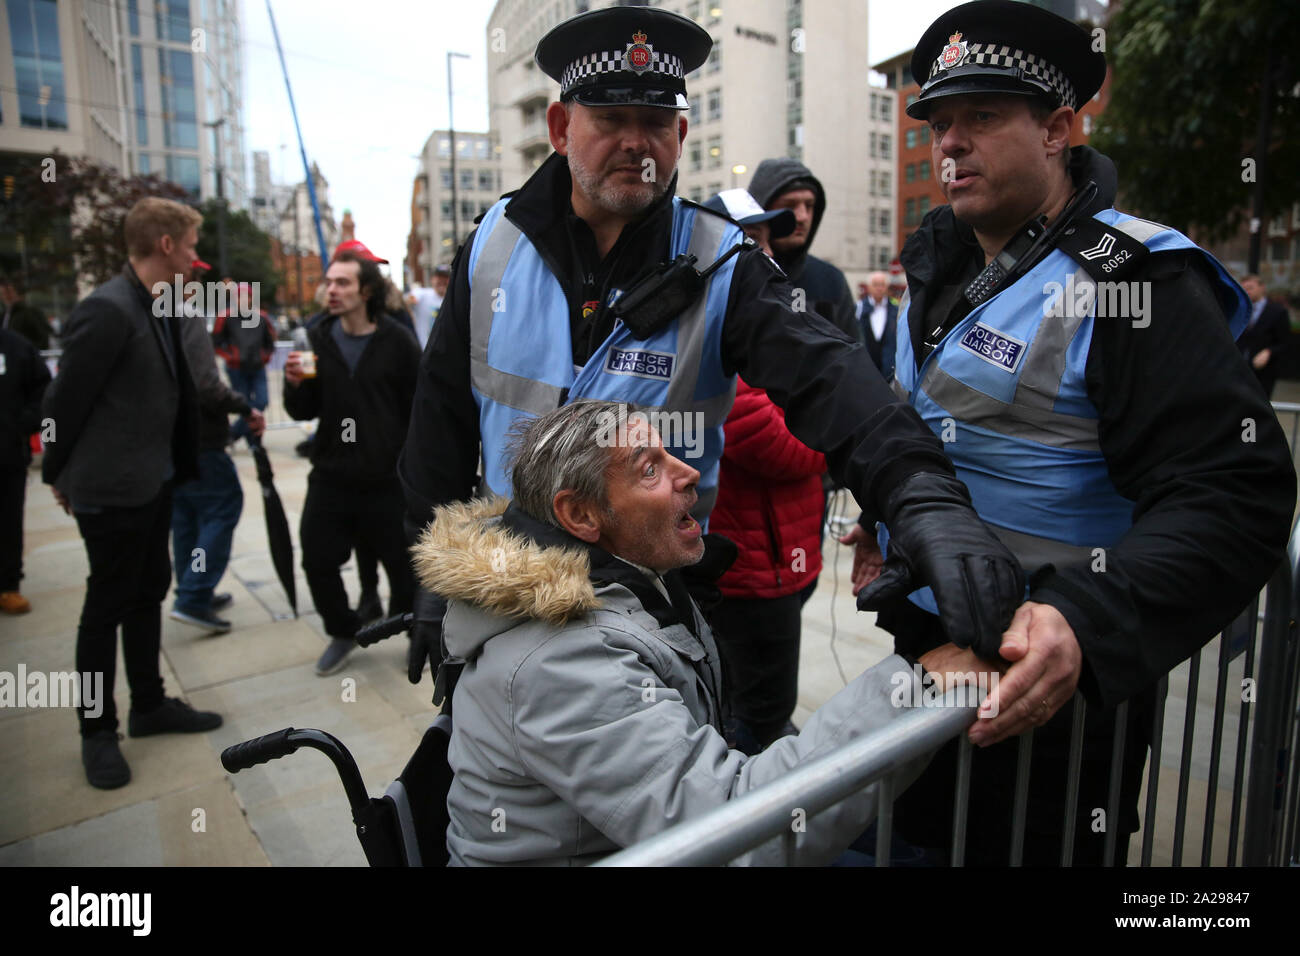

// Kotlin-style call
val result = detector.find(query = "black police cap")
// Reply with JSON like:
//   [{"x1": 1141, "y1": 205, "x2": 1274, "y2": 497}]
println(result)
[
  {"x1": 536, "y1": 6, "x2": 712, "y2": 110},
  {"x1": 907, "y1": 0, "x2": 1105, "y2": 120}
]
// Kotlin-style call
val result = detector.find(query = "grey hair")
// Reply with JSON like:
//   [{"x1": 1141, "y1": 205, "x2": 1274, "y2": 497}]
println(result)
[{"x1": 507, "y1": 400, "x2": 639, "y2": 528}]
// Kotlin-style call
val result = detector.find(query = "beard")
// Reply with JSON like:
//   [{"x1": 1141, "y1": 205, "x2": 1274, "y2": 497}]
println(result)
[{"x1": 568, "y1": 150, "x2": 671, "y2": 217}]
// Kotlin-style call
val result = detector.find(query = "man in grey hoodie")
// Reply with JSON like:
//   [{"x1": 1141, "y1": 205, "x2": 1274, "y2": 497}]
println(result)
[{"x1": 748, "y1": 159, "x2": 861, "y2": 344}]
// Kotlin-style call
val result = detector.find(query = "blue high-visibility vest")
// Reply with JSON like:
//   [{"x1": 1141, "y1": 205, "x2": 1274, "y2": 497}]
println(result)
[
  {"x1": 885, "y1": 209, "x2": 1249, "y2": 614},
  {"x1": 466, "y1": 197, "x2": 742, "y2": 523}
]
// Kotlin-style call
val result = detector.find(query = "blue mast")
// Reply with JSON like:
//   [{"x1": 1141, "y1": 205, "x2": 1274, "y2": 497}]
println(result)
[{"x1": 265, "y1": 0, "x2": 329, "y2": 265}]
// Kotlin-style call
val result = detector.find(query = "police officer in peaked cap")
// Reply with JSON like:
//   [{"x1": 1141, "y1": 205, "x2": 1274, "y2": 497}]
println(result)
[
  {"x1": 850, "y1": 0, "x2": 1295, "y2": 865},
  {"x1": 398, "y1": 4, "x2": 1026, "y2": 721}
]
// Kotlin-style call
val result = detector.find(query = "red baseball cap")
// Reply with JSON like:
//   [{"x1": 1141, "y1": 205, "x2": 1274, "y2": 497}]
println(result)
[
  {"x1": 192, "y1": 259, "x2": 213, "y2": 271},
  {"x1": 333, "y1": 240, "x2": 388, "y2": 265}
]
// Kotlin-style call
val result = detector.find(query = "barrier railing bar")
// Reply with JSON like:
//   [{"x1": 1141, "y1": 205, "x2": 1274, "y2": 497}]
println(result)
[
  {"x1": 1200, "y1": 631, "x2": 1234, "y2": 866},
  {"x1": 1275, "y1": 618, "x2": 1300, "y2": 864},
  {"x1": 1141, "y1": 678, "x2": 1167, "y2": 867},
  {"x1": 594, "y1": 697, "x2": 976, "y2": 867},
  {"x1": 1104, "y1": 701, "x2": 1128, "y2": 867},
  {"x1": 1010, "y1": 730, "x2": 1033, "y2": 867},
  {"x1": 1061, "y1": 694, "x2": 1087, "y2": 867},
  {"x1": 1171, "y1": 649, "x2": 1202, "y2": 867},
  {"x1": 1226, "y1": 601, "x2": 1257, "y2": 867},
  {"x1": 1243, "y1": 561, "x2": 1295, "y2": 865},
  {"x1": 951, "y1": 734, "x2": 973, "y2": 867}
]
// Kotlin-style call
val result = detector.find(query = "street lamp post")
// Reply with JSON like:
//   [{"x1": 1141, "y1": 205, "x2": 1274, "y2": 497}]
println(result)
[
  {"x1": 204, "y1": 117, "x2": 228, "y2": 276},
  {"x1": 447, "y1": 50, "x2": 471, "y2": 254}
]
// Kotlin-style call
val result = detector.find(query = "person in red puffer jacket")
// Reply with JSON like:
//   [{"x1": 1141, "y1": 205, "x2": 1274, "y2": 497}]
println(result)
[{"x1": 708, "y1": 376, "x2": 826, "y2": 754}]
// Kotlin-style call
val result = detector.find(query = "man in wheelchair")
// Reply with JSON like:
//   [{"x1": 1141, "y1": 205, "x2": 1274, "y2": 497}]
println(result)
[{"x1": 412, "y1": 400, "x2": 997, "y2": 865}]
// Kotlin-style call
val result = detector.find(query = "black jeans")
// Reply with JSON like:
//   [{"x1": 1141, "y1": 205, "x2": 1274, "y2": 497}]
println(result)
[
  {"x1": 709, "y1": 591, "x2": 803, "y2": 748},
  {"x1": 1, "y1": 467, "x2": 27, "y2": 591},
  {"x1": 74, "y1": 488, "x2": 173, "y2": 736},
  {"x1": 300, "y1": 477, "x2": 414, "y2": 640}
]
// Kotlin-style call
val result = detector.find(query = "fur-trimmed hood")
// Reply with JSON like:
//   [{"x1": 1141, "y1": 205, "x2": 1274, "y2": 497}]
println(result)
[
  {"x1": 411, "y1": 497, "x2": 602, "y2": 629},
  {"x1": 411, "y1": 497, "x2": 716, "y2": 666}
]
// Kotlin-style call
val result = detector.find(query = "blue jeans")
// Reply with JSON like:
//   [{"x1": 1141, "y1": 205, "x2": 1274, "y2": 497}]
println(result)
[
  {"x1": 227, "y1": 365, "x2": 268, "y2": 442},
  {"x1": 171, "y1": 450, "x2": 243, "y2": 613}
]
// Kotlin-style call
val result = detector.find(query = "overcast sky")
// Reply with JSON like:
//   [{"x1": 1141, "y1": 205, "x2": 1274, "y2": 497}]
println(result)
[{"x1": 239, "y1": 0, "x2": 999, "y2": 279}]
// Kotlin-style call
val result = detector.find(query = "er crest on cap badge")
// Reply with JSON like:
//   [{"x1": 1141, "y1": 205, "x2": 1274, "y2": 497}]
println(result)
[
  {"x1": 624, "y1": 30, "x2": 653, "y2": 73},
  {"x1": 939, "y1": 31, "x2": 968, "y2": 70}
]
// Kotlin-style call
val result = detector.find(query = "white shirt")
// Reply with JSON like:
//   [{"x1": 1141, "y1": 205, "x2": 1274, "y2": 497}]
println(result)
[
  {"x1": 407, "y1": 287, "x2": 443, "y2": 349},
  {"x1": 867, "y1": 297, "x2": 889, "y2": 342}
]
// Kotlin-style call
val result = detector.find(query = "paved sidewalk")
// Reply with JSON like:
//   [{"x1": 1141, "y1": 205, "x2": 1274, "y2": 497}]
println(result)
[{"x1": 0, "y1": 418, "x2": 1269, "y2": 866}]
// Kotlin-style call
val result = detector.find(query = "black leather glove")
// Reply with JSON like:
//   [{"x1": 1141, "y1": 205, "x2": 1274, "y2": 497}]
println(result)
[
  {"x1": 856, "y1": 473, "x2": 1024, "y2": 659},
  {"x1": 407, "y1": 588, "x2": 448, "y2": 685}
]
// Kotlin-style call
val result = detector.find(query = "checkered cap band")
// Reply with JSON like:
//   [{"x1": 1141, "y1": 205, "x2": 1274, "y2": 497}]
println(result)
[
  {"x1": 560, "y1": 48, "x2": 685, "y2": 92},
  {"x1": 929, "y1": 42, "x2": 1077, "y2": 109}
]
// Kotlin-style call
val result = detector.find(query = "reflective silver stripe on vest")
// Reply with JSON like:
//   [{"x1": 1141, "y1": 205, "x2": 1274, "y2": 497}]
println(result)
[
  {"x1": 469, "y1": 217, "x2": 564, "y2": 414},
  {"x1": 1012, "y1": 264, "x2": 1092, "y2": 415},
  {"x1": 662, "y1": 209, "x2": 731, "y2": 423},
  {"x1": 921, "y1": 362, "x2": 1101, "y2": 450},
  {"x1": 990, "y1": 524, "x2": 1098, "y2": 574},
  {"x1": 890, "y1": 376, "x2": 909, "y2": 402},
  {"x1": 1110, "y1": 216, "x2": 1166, "y2": 244}
]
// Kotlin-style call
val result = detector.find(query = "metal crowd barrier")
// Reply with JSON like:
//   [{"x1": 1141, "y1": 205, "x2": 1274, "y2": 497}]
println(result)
[
  {"x1": 599, "y1": 536, "x2": 1300, "y2": 867},
  {"x1": 601, "y1": 412, "x2": 1300, "y2": 866}
]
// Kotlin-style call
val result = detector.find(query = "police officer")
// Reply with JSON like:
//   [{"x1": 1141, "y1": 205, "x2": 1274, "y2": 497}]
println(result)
[
  {"x1": 844, "y1": 0, "x2": 1296, "y2": 864},
  {"x1": 399, "y1": 6, "x2": 1027, "y2": 696}
]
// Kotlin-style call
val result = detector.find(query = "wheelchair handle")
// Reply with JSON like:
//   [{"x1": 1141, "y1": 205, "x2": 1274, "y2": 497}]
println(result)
[
  {"x1": 355, "y1": 612, "x2": 415, "y2": 647},
  {"x1": 221, "y1": 728, "x2": 297, "y2": 773}
]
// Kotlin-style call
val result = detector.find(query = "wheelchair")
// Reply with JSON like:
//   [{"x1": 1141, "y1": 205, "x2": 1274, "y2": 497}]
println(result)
[{"x1": 220, "y1": 613, "x2": 450, "y2": 867}]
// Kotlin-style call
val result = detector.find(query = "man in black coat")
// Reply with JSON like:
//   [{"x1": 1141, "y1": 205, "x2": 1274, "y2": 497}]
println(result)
[
  {"x1": 42, "y1": 197, "x2": 222, "y2": 790},
  {"x1": 1239, "y1": 274, "x2": 1292, "y2": 396},
  {"x1": 0, "y1": 275, "x2": 51, "y2": 351},
  {"x1": 0, "y1": 327, "x2": 50, "y2": 614},
  {"x1": 284, "y1": 249, "x2": 420, "y2": 677},
  {"x1": 855, "y1": 272, "x2": 899, "y2": 380},
  {"x1": 748, "y1": 158, "x2": 861, "y2": 345}
]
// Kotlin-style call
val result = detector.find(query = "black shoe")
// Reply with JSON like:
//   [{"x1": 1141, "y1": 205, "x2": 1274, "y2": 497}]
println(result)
[
  {"x1": 82, "y1": 731, "x2": 131, "y2": 789},
  {"x1": 355, "y1": 589, "x2": 383, "y2": 624},
  {"x1": 209, "y1": 593, "x2": 233, "y2": 612},
  {"x1": 128, "y1": 697, "x2": 223, "y2": 737},
  {"x1": 170, "y1": 605, "x2": 232, "y2": 634},
  {"x1": 315, "y1": 637, "x2": 355, "y2": 676}
]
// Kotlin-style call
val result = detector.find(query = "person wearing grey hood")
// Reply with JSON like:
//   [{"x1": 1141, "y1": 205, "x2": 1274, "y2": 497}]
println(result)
[{"x1": 748, "y1": 158, "x2": 860, "y2": 344}]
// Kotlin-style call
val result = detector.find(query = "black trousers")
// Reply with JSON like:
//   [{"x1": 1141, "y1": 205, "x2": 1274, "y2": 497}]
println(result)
[
  {"x1": 300, "y1": 477, "x2": 414, "y2": 640},
  {"x1": 709, "y1": 591, "x2": 803, "y2": 748},
  {"x1": 74, "y1": 488, "x2": 173, "y2": 736},
  {"x1": 879, "y1": 597, "x2": 1153, "y2": 866},
  {"x1": 1, "y1": 467, "x2": 27, "y2": 591}
]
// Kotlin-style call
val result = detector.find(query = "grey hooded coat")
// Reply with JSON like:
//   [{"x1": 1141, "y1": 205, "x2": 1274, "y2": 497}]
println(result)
[{"x1": 414, "y1": 497, "x2": 933, "y2": 866}]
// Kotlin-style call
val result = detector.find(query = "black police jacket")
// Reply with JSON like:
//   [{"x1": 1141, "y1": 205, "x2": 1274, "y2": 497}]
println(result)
[
  {"x1": 398, "y1": 152, "x2": 954, "y2": 536},
  {"x1": 897, "y1": 146, "x2": 1297, "y2": 710}
]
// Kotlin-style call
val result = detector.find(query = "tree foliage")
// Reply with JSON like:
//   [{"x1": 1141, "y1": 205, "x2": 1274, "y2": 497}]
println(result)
[
  {"x1": 0, "y1": 150, "x2": 190, "y2": 290},
  {"x1": 196, "y1": 199, "x2": 280, "y2": 303},
  {"x1": 1091, "y1": 0, "x2": 1300, "y2": 241}
]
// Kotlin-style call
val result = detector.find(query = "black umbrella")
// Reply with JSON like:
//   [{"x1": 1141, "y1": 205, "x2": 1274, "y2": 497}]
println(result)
[{"x1": 248, "y1": 434, "x2": 297, "y2": 617}]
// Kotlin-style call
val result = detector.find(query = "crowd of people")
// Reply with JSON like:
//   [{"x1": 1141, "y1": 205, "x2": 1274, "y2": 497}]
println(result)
[{"x1": 2, "y1": 0, "x2": 1298, "y2": 866}]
